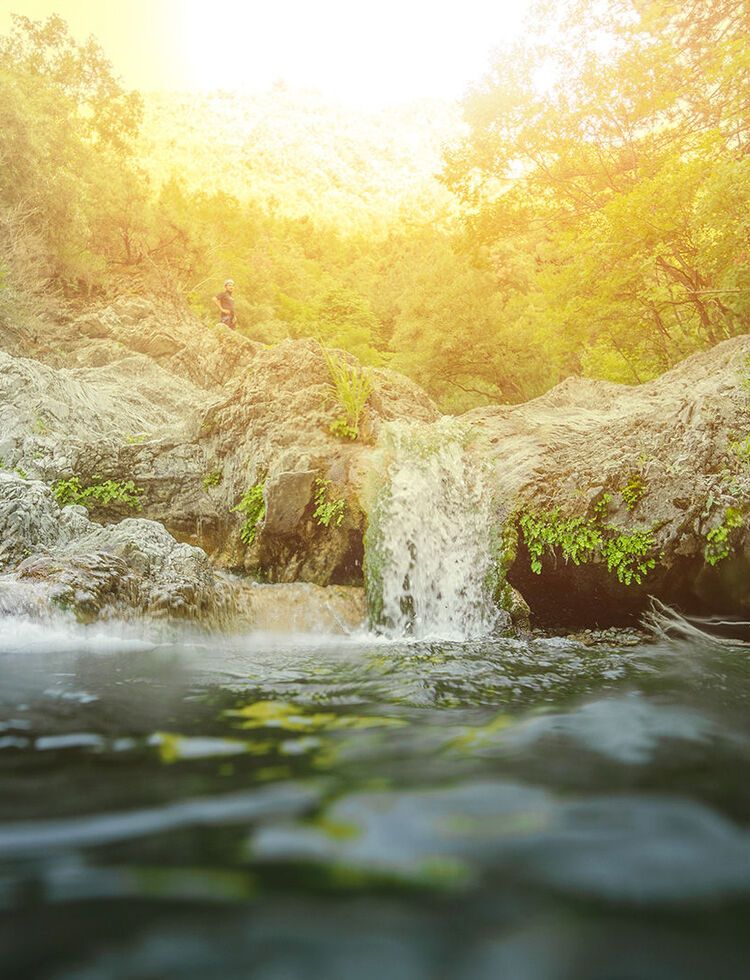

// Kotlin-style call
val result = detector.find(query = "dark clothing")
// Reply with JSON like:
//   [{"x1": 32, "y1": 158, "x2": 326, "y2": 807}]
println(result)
[{"x1": 216, "y1": 290, "x2": 236, "y2": 329}]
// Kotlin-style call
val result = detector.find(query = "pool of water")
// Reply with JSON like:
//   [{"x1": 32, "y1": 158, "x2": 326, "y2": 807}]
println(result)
[{"x1": 1, "y1": 615, "x2": 750, "y2": 979}]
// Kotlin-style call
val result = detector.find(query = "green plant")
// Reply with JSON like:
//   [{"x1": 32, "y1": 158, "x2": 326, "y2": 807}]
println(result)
[
  {"x1": 330, "y1": 418, "x2": 359, "y2": 441},
  {"x1": 32, "y1": 416, "x2": 50, "y2": 436},
  {"x1": 233, "y1": 484, "x2": 265, "y2": 545},
  {"x1": 14, "y1": 467, "x2": 28, "y2": 480},
  {"x1": 51, "y1": 476, "x2": 144, "y2": 510},
  {"x1": 519, "y1": 507, "x2": 659, "y2": 586},
  {"x1": 202, "y1": 470, "x2": 222, "y2": 490},
  {"x1": 729, "y1": 436, "x2": 750, "y2": 467},
  {"x1": 125, "y1": 432, "x2": 149, "y2": 445},
  {"x1": 321, "y1": 345, "x2": 372, "y2": 442},
  {"x1": 593, "y1": 492, "x2": 613, "y2": 520},
  {"x1": 620, "y1": 473, "x2": 646, "y2": 511},
  {"x1": 484, "y1": 521, "x2": 520, "y2": 610},
  {"x1": 313, "y1": 478, "x2": 346, "y2": 528},
  {"x1": 601, "y1": 529, "x2": 658, "y2": 585},
  {"x1": 704, "y1": 506, "x2": 744, "y2": 565},
  {"x1": 519, "y1": 511, "x2": 603, "y2": 575}
]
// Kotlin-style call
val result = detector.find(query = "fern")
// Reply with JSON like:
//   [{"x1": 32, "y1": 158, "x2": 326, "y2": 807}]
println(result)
[
  {"x1": 52, "y1": 476, "x2": 143, "y2": 510},
  {"x1": 601, "y1": 529, "x2": 657, "y2": 585},
  {"x1": 313, "y1": 478, "x2": 346, "y2": 528},
  {"x1": 620, "y1": 473, "x2": 646, "y2": 511},
  {"x1": 320, "y1": 344, "x2": 372, "y2": 441},
  {"x1": 519, "y1": 508, "x2": 658, "y2": 586},
  {"x1": 704, "y1": 506, "x2": 744, "y2": 565},
  {"x1": 232, "y1": 484, "x2": 266, "y2": 545}
]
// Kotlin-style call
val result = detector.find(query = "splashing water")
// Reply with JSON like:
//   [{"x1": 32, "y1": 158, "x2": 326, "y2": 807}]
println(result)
[{"x1": 365, "y1": 419, "x2": 500, "y2": 641}]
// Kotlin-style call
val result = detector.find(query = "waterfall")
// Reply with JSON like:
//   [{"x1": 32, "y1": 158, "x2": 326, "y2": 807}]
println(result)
[{"x1": 365, "y1": 419, "x2": 500, "y2": 641}]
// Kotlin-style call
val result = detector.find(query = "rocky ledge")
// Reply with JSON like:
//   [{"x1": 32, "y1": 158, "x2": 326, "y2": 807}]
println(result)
[
  {"x1": 1, "y1": 296, "x2": 749, "y2": 628},
  {"x1": 473, "y1": 337, "x2": 750, "y2": 625}
]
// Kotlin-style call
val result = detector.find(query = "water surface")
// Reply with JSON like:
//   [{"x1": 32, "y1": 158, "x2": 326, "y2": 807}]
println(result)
[{"x1": 1, "y1": 615, "x2": 749, "y2": 979}]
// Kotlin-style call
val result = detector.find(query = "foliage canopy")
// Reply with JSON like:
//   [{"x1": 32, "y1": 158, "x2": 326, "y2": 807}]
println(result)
[{"x1": 2, "y1": 4, "x2": 748, "y2": 409}]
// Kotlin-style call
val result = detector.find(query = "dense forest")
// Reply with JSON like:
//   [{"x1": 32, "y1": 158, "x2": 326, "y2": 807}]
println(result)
[{"x1": 1, "y1": 0, "x2": 748, "y2": 411}]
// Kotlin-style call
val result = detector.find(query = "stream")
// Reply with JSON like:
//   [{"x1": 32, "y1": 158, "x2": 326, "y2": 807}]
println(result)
[{"x1": 1, "y1": 611, "x2": 750, "y2": 979}]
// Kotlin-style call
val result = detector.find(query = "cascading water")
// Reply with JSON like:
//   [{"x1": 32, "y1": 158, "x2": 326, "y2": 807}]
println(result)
[{"x1": 365, "y1": 419, "x2": 500, "y2": 641}]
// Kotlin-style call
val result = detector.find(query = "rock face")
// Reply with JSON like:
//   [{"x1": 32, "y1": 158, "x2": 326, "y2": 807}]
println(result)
[
  {"x1": 2, "y1": 295, "x2": 750, "y2": 628},
  {"x1": 0, "y1": 297, "x2": 437, "y2": 589},
  {"x1": 0, "y1": 473, "x2": 367, "y2": 631},
  {"x1": 0, "y1": 473, "x2": 229, "y2": 620},
  {"x1": 468, "y1": 336, "x2": 750, "y2": 624}
]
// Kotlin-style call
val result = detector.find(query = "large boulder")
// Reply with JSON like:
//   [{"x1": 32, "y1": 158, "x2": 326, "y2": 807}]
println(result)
[
  {"x1": 0, "y1": 474, "x2": 228, "y2": 620},
  {"x1": 468, "y1": 336, "x2": 750, "y2": 624}
]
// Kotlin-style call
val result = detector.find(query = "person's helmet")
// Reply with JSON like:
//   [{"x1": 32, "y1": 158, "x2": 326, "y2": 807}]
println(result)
[{"x1": 224, "y1": 278, "x2": 235, "y2": 286}]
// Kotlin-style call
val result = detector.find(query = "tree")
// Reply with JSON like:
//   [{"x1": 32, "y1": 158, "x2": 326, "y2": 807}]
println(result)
[
  {"x1": 0, "y1": 14, "x2": 143, "y2": 292},
  {"x1": 442, "y1": 0, "x2": 750, "y2": 386}
]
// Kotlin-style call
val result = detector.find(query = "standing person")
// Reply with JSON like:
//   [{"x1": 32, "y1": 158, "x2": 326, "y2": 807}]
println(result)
[{"x1": 213, "y1": 279, "x2": 238, "y2": 330}]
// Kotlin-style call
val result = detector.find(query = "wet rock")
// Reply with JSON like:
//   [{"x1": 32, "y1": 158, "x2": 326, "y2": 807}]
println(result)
[
  {"x1": 0, "y1": 475, "x2": 227, "y2": 620},
  {"x1": 468, "y1": 336, "x2": 750, "y2": 625},
  {"x1": 0, "y1": 575, "x2": 58, "y2": 619},
  {"x1": 17, "y1": 552, "x2": 136, "y2": 620},
  {"x1": 502, "y1": 585, "x2": 531, "y2": 632},
  {"x1": 78, "y1": 518, "x2": 224, "y2": 618},
  {"x1": 263, "y1": 471, "x2": 317, "y2": 536},
  {"x1": 232, "y1": 582, "x2": 365, "y2": 634}
]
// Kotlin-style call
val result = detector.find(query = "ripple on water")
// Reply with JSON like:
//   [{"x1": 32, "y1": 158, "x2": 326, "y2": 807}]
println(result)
[{"x1": 1, "y1": 615, "x2": 750, "y2": 979}]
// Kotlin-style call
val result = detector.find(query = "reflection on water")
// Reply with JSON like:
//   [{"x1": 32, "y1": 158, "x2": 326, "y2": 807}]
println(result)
[{"x1": 1, "y1": 614, "x2": 750, "y2": 978}]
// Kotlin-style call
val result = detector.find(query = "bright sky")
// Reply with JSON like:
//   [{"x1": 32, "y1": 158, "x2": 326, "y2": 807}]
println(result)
[{"x1": 0, "y1": 0, "x2": 532, "y2": 106}]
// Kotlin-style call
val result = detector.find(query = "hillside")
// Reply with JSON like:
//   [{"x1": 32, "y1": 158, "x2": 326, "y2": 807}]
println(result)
[{"x1": 138, "y1": 89, "x2": 462, "y2": 232}]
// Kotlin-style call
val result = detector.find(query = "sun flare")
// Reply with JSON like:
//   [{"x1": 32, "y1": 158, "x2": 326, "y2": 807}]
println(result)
[{"x1": 0, "y1": 0, "x2": 530, "y2": 104}]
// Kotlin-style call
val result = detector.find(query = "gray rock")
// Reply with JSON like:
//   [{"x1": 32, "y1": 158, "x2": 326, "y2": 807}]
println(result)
[
  {"x1": 18, "y1": 551, "x2": 137, "y2": 620},
  {"x1": 263, "y1": 470, "x2": 316, "y2": 535},
  {"x1": 467, "y1": 335, "x2": 750, "y2": 622},
  {"x1": 4, "y1": 295, "x2": 750, "y2": 625},
  {"x1": 0, "y1": 475, "x2": 227, "y2": 620},
  {"x1": 1, "y1": 303, "x2": 437, "y2": 585}
]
